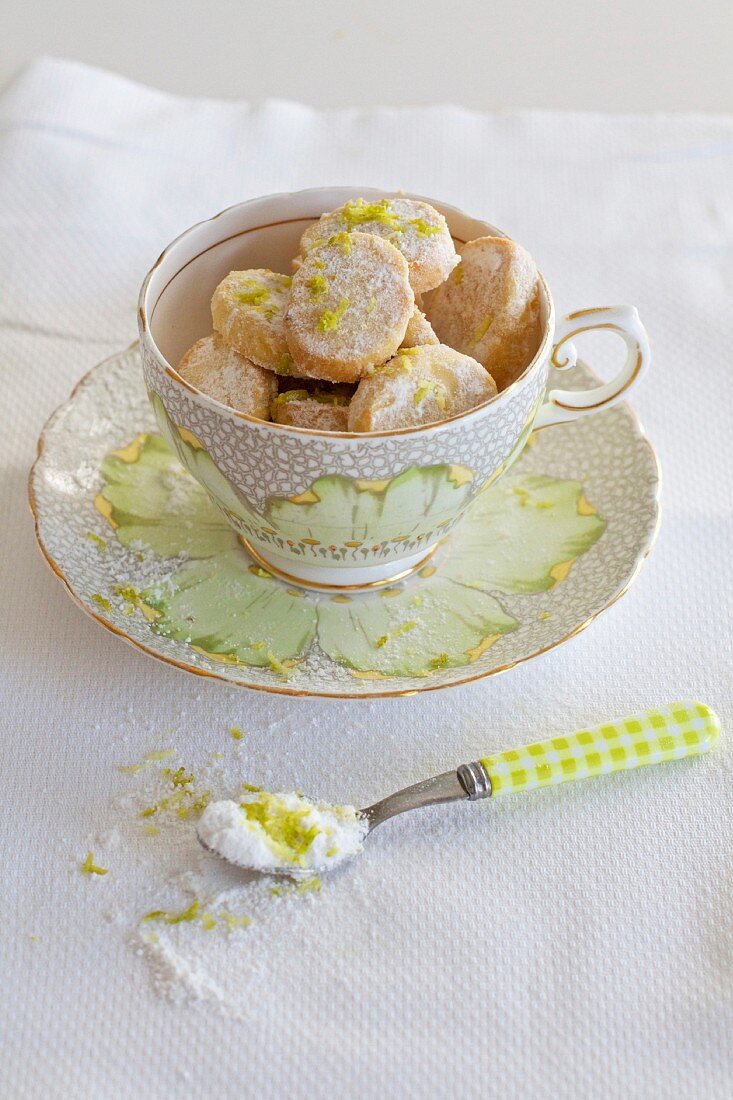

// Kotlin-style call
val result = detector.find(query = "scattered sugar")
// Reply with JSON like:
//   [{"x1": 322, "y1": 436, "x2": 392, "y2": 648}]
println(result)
[{"x1": 75, "y1": 735, "x2": 353, "y2": 1017}]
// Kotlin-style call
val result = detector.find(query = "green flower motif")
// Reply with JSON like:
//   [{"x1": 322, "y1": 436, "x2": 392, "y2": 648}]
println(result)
[
  {"x1": 95, "y1": 434, "x2": 606, "y2": 678},
  {"x1": 265, "y1": 463, "x2": 476, "y2": 547},
  {"x1": 149, "y1": 392, "x2": 259, "y2": 527}
]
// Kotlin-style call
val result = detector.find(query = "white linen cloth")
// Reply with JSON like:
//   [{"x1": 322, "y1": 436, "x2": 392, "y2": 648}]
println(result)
[{"x1": 1, "y1": 58, "x2": 731, "y2": 1099}]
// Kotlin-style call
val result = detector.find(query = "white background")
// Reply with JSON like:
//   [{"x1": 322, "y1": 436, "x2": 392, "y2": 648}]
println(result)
[{"x1": 2, "y1": 0, "x2": 733, "y2": 112}]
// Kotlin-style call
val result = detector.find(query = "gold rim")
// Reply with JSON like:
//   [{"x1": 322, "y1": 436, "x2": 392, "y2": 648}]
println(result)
[
  {"x1": 239, "y1": 535, "x2": 441, "y2": 592},
  {"x1": 28, "y1": 350, "x2": 662, "y2": 700}
]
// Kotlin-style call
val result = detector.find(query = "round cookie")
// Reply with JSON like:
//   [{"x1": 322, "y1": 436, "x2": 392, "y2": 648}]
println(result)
[
  {"x1": 285, "y1": 232, "x2": 414, "y2": 383},
  {"x1": 177, "y1": 333, "x2": 278, "y2": 419},
  {"x1": 211, "y1": 269, "x2": 294, "y2": 375},
  {"x1": 425, "y1": 237, "x2": 543, "y2": 391},
  {"x1": 299, "y1": 197, "x2": 458, "y2": 294},
  {"x1": 400, "y1": 307, "x2": 439, "y2": 349},
  {"x1": 348, "y1": 344, "x2": 497, "y2": 433},
  {"x1": 271, "y1": 390, "x2": 350, "y2": 432}
]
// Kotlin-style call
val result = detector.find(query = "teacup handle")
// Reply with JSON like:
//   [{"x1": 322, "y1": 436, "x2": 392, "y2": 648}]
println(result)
[{"x1": 533, "y1": 305, "x2": 650, "y2": 428}]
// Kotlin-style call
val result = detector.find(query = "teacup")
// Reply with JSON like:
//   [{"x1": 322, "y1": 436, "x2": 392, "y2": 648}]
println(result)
[{"x1": 138, "y1": 187, "x2": 649, "y2": 590}]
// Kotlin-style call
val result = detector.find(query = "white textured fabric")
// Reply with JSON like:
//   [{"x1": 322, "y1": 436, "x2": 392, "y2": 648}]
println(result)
[{"x1": 1, "y1": 58, "x2": 732, "y2": 1099}]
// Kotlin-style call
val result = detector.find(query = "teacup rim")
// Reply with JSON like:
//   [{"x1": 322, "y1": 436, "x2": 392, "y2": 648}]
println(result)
[{"x1": 138, "y1": 186, "x2": 555, "y2": 439}]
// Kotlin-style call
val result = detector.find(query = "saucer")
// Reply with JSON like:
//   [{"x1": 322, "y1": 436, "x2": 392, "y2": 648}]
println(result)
[{"x1": 29, "y1": 346, "x2": 660, "y2": 698}]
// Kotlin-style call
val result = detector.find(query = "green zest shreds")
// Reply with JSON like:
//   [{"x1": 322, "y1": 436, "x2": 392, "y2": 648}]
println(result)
[
  {"x1": 239, "y1": 792, "x2": 321, "y2": 865},
  {"x1": 312, "y1": 392, "x2": 350, "y2": 406},
  {"x1": 307, "y1": 273, "x2": 329, "y2": 299},
  {"x1": 328, "y1": 232, "x2": 352, "y2": 256},
  {"x1": 80, "y1": 852, "x2": 108, "y2": 876},
  {"x1": 275, "y1": 353, "x2": 295, "y2": 376},
  {"x1": 91, "y1": 593, "x2": 111, "y2": 611},
  {"x1": 341, "y1": 198, "x2": 403, "y2": 232},
  {"x1": 413, "y1": 379, "x2": 448, "y2": 410},
  {"x1": 236, "y1": 284, "x2": 271, "y2": 308},
  {"x1": 143, "y1": 900, "x2": 214, "y2": 928},
  {"x1": 85, "y1": 531, "x2": 106, "y2": 550},
  {"x1": 409, "y1": 217, "x2": 442, "y2": 237},
  {"x1": 270, "y1": 389, "x2": 310, "y2": 418},
  {"x1": 375, "y1": 621, "x2": 417, "y2": 648},
  {"x1": 367, "y1": 295, "x2": 377, "y2": 313},
  {"x1": 471, "y1": 314, "x2": 494, "y2": 345},
  {"x1": 429, "y1": 653, "x2": 450, "y2": 669},
  {"x1": 230, "y1": 726, "x2": 244, "y2": 741},
  {"x1": 318, "y1": 297, "x2": 350, "y2": 332},
  {"x1": 137, "y1": 764, "x2": 211, "y2": 821},
  {"x1": 219, "y1": 910, "x2": 253, "y2": 931}
]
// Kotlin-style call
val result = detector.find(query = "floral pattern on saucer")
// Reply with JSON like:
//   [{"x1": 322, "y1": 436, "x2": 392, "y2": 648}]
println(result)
[{"x1": 30, "y1": 345, "x2": 660, "y2": 697}]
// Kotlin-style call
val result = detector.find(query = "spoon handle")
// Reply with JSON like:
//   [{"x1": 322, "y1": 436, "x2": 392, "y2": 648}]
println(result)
[{"x1": 467, "y1": 701, "x2": 719, "y2": 799}]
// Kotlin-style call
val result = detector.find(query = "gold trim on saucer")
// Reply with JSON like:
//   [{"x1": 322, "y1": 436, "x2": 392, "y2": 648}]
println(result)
[
  {"x1": 27, "y1": 351, "x2": 662, "y2": 700},
  {"x1": 237, "y1": 535, "x2": 441, "y2": 592}
]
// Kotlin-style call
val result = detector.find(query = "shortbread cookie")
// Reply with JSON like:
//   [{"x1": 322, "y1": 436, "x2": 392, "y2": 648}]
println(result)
[
  {"x1": 271, "y1": 389, "x2": 350, "y2": 432},
  {"x1": 299, "y1": 197, "x2": 458, "y2": 293},
  {"x1": 211, "y1": 269, "x2": 293, "y2": 374},
  {"x1": 425, "y1": 237, "x2": 542, "y2": 391},
  {"x1": 348, "y1": 344, "x2": 497, "y2": 432},
  {"x1": 285, "y1": 232, "x2": 414, "y2": 383},
  {"x1": 400, "y1": 307, "x2": 439, "y2": 348},
  {"x1": 177, "y1": 333, "x2": 277, "y2": 419}
]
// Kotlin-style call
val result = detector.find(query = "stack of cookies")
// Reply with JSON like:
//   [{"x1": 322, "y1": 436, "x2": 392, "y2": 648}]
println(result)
[{"x1": 177, "y1": 196, "x2": 542, "y2": 432}]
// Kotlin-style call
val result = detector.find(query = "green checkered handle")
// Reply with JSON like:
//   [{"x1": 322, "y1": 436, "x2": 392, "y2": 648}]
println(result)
[{"x1": 476, "y1": 701, "x2": 719, "y2": 797}]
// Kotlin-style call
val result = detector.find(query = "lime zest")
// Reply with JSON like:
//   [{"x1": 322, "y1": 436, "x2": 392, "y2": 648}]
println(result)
[
  {"x1": 429, "y1": 653, "x2": 450, "y2": 668},
  {"x1": 307, "y1": 273, "x2": 329, "y2": 299},
  {"x1": 219, "y1": 910, "x2": 253, "y2": 931},
  {"x1": 318, "y1": 297, "x2": 350, "y2": 332},
  {"x1": 296, "y1": 877, "x2": 322, "y2": 895},
  {"x1": 230, "y1": 726, "x2": 244, "y2": 741},
  {"x1": 413, "y1": 379, "x2": 447, "y2": 409},
  {"x1": 80, "y1": 851, "x2": 108, "y2": 876},
  {"x1": 271, "y1": 389, "x2": 310, "y2": 418},
  {"x1": 471, "y1": 314, "x2": 494, "y2": 345},
  {"x1": 409, "y1": 217, "x2": 442, "y2": 237},
  {"x1": 341, "y1": 198, "x2": 402, "y2": 231},
  {"x1": 91, "y1": 593, "x2": 111, "y2": 611},
  {"x1": 328, "y1": 232, "x2": 352, "y2": 256},
  {"x1": 238, "y1": 792, "x2": 321, "y2": 865},
  {"x1": 85, "y1": 531, "x2": 106, "y2": 550}
]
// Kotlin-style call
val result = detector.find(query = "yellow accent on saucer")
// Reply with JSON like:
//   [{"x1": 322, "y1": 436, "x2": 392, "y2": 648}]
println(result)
[
  {"x1": 112, "y1": 433, "x2": 148, "y2": 463},
  {"x1": 549, "y1": 559, "x2": 575, "y2": 585},
  {"x1": 448, "y1": 464, "x2": 474, "y2": 488},
  {"x1": 288, "y1": 489, "x2": 320, "y2": 504},
  {"x1": 93, "y1": 492, "x2": 118, "y2": 529},
  {"x1": 354, "y1": 478, "x2": 391, "y2": 492},
  {"x1": 177, "y1": 426, "x2": 204, "y2": 449},
  {"x1": 466, "y1": 634, "x2": 503, "y2": 661}
]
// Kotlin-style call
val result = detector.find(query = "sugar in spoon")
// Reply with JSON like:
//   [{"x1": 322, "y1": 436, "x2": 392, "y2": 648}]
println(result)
[{"x1": 197, "y1": 701, "x2": 719, "y2": 877}]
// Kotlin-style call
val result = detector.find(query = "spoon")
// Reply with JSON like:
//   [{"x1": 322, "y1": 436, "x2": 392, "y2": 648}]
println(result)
[{"x1": 198, "y1": 701, "x2": 719, "y2": 876}]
